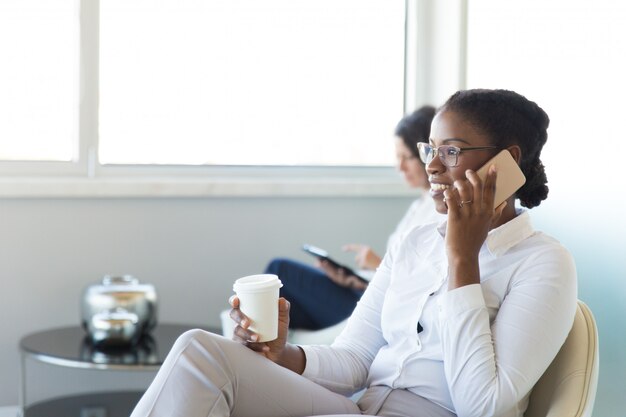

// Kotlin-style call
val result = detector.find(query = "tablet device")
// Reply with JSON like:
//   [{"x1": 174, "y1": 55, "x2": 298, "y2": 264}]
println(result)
[{"x1": 301, "y1": 244, "x2": 369, "y2": 284}]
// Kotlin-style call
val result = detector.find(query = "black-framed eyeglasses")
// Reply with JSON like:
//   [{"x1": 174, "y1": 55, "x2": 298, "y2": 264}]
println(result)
[{"x1": 417, "y1": 142, "x2": 498, "y2": 167}]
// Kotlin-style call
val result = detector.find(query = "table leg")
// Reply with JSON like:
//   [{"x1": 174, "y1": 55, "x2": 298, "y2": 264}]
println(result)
[{"x1": 18, "y1": 352, "x2": 26, "y2": 417}]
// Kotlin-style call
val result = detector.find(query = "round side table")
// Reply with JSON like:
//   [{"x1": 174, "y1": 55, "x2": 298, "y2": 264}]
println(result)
[{"x1": 19, "y1": 323, "x2": 219, "y2": 417}]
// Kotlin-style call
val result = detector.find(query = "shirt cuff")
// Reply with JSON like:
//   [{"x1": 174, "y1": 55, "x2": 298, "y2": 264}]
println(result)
[
  {"x1": 438, "y1": 283, "x2": 485, "y2": 320},
  {"x1": 299, "y1": 344, "x2": 320, "y2": 378}
]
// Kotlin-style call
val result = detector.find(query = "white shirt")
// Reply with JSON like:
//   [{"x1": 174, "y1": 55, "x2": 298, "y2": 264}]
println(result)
[
  {"x1": 359, "y1": 195, "x2": 443, "y2": 281},
  {"x1": 302, "y1": 210, "x2": 577, "y2": 417}
]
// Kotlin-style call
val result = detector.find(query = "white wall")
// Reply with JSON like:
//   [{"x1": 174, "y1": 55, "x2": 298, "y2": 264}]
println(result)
[
  {"x1": 530, "y1": 196, "x2": 626, "y2": 417},
  {"x1": 0, "y1": 195, "x2": 410, "y2": 407}
]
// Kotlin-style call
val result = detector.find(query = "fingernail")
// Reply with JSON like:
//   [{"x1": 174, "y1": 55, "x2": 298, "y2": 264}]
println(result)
[
  {"x1": 250, "y1": 334, "x2": 258, "y2": 342},
  {"x1": 489, "y1": 164, "x2": 497, "y2": 173}
]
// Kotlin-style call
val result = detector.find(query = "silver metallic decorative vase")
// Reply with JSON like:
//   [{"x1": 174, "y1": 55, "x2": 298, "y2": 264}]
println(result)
[{"x1": 81, "y1": 275, "x2": 158, "y2": 347}]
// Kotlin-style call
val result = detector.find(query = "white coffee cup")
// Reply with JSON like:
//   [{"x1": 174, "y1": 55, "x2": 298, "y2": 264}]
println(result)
[{"x1": 233, "y1": 274, "x2": 283, "y2": 342}]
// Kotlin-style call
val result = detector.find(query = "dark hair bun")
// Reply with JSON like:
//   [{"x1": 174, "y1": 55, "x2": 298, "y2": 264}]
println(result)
[{"x1": 441, "y1": 89, "x2": 550, "y2": 208}]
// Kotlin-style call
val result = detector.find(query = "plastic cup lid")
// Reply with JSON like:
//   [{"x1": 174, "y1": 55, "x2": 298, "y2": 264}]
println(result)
[{"x1": 233, "y1": 274, "x2": 283, "y2": 293}]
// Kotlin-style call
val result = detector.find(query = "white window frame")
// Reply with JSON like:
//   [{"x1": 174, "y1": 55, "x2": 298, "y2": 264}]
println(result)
[{"x1": 0, "y1": 0, "x2": 467, "y2": 198}]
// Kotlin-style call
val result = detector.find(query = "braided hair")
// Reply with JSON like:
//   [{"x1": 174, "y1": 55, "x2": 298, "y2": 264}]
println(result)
[
  {"x1": 440, "y1": 89, "x2": 550, "y2": 208},
  {"x1": 394, "y1": 105, "x2": 437, "y2": 160}
]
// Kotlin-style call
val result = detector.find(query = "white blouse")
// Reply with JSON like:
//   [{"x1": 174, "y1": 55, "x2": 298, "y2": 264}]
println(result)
[{"x1": 301, "y1": 210, "x2": 577, "y2": 417}]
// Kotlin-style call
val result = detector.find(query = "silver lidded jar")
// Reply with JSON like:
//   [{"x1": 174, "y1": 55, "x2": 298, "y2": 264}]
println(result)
[{"x1": 81, "y1": 275, "x2": 158, "y2": 347}]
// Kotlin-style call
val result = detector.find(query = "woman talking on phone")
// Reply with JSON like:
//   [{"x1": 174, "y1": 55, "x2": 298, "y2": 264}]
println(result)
[{"x1": 131, "y1": 89, "x2": 577, "y2": 417}]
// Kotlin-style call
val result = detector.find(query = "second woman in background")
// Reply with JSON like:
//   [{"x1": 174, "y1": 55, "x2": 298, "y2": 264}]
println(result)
[{"x1": 266, "y1": 105, "x2": 444, "y2": 331}]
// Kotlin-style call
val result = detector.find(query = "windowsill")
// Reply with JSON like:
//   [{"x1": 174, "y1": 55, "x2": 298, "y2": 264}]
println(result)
[{"x1": 0, "y1": 176, "x2": 415, "y2": 198}]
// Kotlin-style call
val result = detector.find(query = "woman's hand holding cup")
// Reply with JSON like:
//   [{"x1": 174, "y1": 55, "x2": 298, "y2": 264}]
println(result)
[
  {"x1": 230, "y1": 273, "x2": 285, "y2": 360},
  {"x1": 229, "y1": 294, "x2": 290, "y2": 363}
]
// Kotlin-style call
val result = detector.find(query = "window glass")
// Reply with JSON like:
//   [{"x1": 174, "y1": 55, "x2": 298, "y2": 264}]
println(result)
[
  {"x1": 99, "y1": 0, "x2": 405, "y2": 166},
  {"x1": 466, "y1": 0, "x2": 626, "y2": 195},
  {"x1": 0, "y1": 0, "x2": 78, "y2": 162}
]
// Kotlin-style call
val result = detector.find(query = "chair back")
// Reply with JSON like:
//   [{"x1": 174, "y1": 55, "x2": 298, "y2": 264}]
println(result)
[{"x1": 524, "y1": 300, "x2": 599, "y2": 417}]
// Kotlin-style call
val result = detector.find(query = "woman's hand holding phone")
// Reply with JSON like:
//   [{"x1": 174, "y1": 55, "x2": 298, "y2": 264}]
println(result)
[
  {"x1": 302, "y1": 244, "x2": 370, "y2": 289},
  {"x1": 445, "y1": 165, "x2": 502, "y2": 254},
  {"x1": 444, "y1": 150, "x2": 524, "y2": 289},
  {"x1": 445, "y1": 165, "x2": 508, "y2": 290},
  {"x1": 317, "y1": 259, "x2": 369, "y2": 291}
]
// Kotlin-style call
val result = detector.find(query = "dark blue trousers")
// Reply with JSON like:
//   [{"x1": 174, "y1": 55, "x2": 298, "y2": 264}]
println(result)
[{"x1": 265, "y1": 258, "x2": 363, "y2": 330}]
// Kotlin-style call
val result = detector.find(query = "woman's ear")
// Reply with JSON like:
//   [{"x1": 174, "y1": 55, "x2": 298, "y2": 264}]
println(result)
[{"x1": 507, "y1": 145, "x2": 522, "y2": 164}]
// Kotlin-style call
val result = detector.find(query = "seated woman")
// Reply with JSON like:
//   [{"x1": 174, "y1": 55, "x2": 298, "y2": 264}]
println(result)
[
  {"x1": 130, "y1": 89, "x2": 577, "y2": 417},
  {"x1": 268, "y1": 105, "x2": 443, "y2": 331}
]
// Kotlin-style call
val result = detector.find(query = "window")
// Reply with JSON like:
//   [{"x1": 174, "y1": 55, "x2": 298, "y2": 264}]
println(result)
[
  {"x1": 0, "y1": 0, "x2": 406, "y2": 173},
  {"x1": 0, "y1": 0, "x2": 78, "y2": 163},
  {"x1": 99, "y1": 0, "x2": 404, "y2": 166},
  {"x1": 466, "y1": 0, "x2": 626, "y2": 195}
]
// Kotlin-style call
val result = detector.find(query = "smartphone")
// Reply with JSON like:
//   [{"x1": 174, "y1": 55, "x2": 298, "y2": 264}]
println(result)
[
  {"x1": 475, "y1": 149, "x2": 526, "y2": 207},
  {"x1": 301, "y1": 244, "x2": 369, "y2": 284}
]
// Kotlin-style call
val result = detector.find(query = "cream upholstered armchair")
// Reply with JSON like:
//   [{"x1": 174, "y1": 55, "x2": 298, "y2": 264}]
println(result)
[
  {"x1": 524, "y1": 300, "x2": 599, "y2": 417},
  {"x1": 307, "y1": 300, "x2": 599, "y2": 417}
]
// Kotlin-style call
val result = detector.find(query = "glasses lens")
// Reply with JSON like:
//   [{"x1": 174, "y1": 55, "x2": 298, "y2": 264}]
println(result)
[
  {"x1": 440, "y1": 145, "x2": 460, "y2": 167},
  {"x1": 417, "y1": 143, "x2": 432, "y2": 164}
]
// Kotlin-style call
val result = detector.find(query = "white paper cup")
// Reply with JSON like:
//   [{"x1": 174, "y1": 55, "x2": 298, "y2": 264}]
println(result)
[{"x1": 233, "y1": 274, "x2": 283, "y2": 342}]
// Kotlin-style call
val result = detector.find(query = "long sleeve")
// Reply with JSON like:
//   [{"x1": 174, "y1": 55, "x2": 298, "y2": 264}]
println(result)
[
  {"x1": 439, "y1": 241, "x2": 578, "y2": 417},
  {"x1": 300, "y1": 250, "x2": 393, "y2": 395}
]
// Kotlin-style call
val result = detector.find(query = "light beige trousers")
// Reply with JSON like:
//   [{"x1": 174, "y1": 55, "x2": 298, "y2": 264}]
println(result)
[{"x1": 130, "y1": 329, "x2": 455, "y2": 417}]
